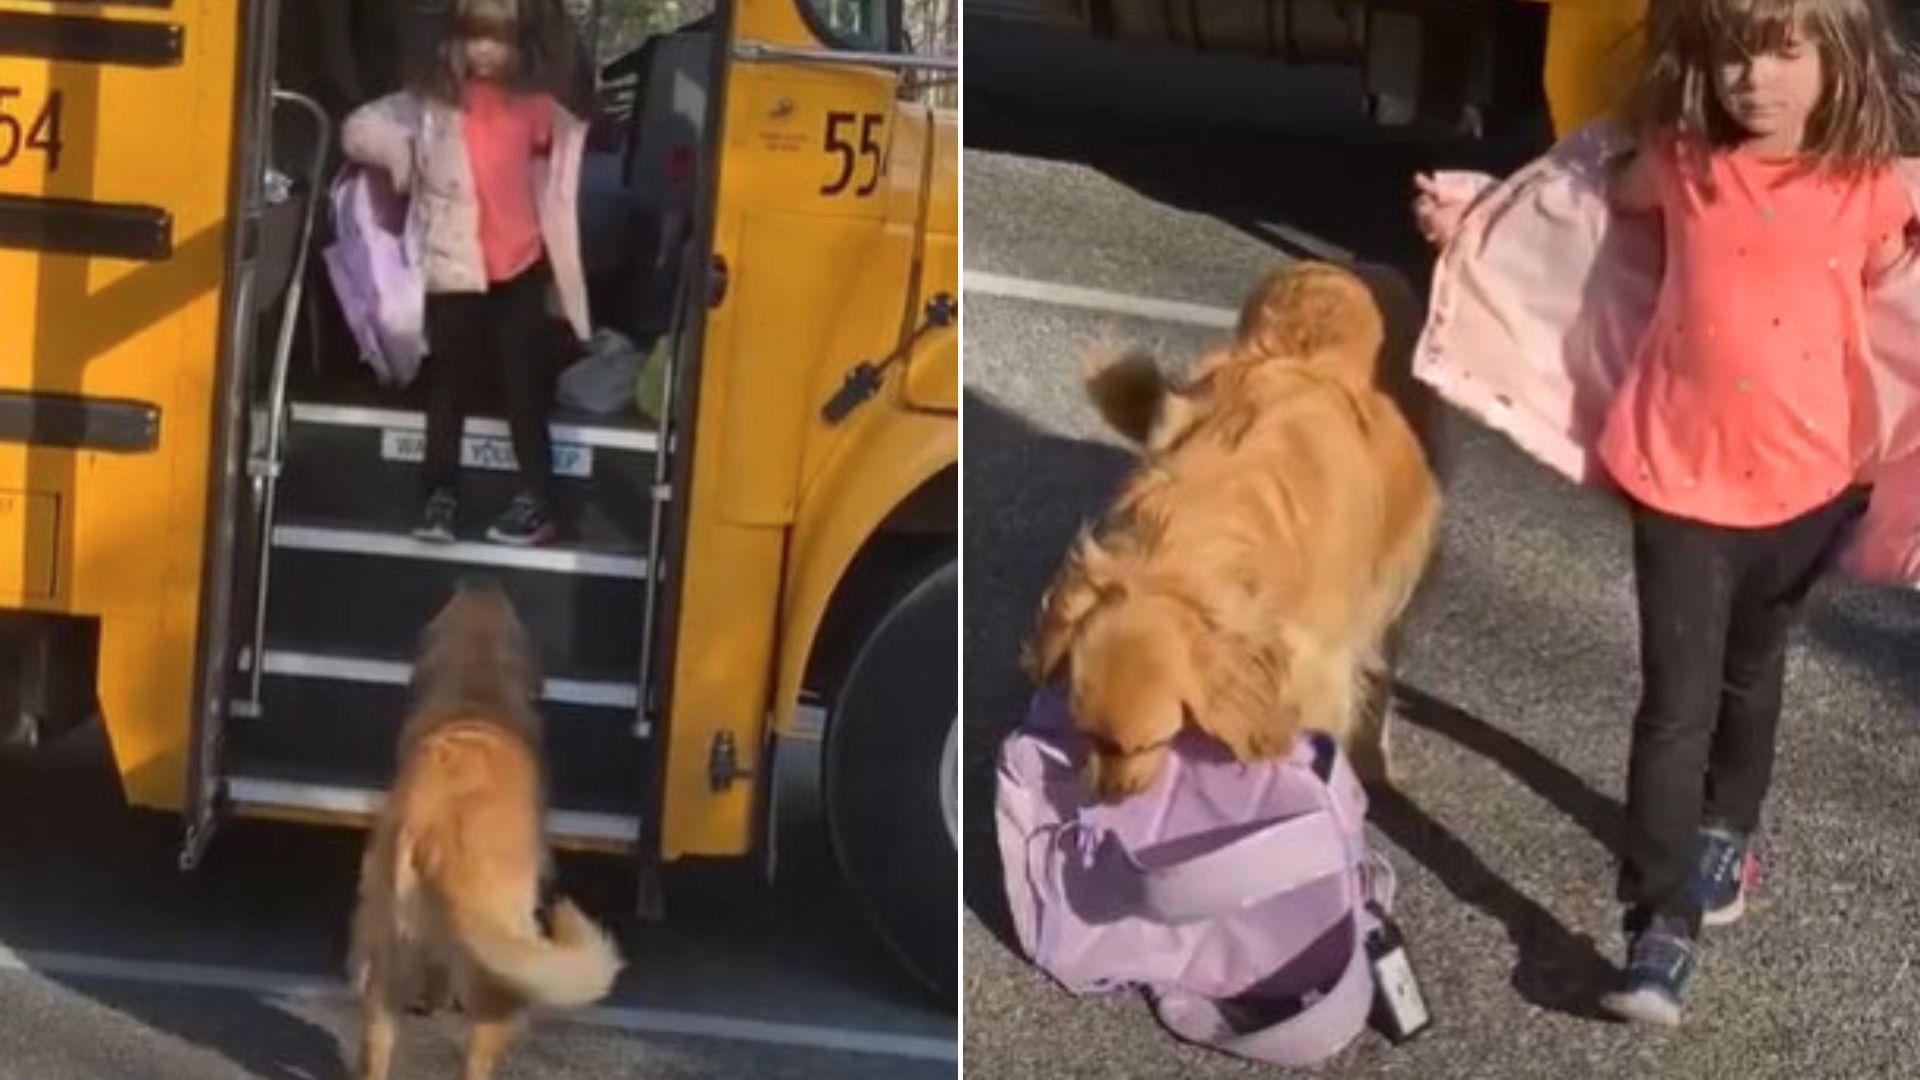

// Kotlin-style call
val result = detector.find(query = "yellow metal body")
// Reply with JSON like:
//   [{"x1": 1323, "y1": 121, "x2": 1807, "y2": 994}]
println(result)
[
  {"x1": 659, "y1": 0, "x2": 957, "y2": 858},
  {"x1": 1538, "y1": 0, "x2": 1649, "y2": 136},
  {"x1": 0, "y1": 1, "x2": 241, "y2": 811},
  {"x1": 0, "y1": 0, "x2": 957, "y2": 865}
]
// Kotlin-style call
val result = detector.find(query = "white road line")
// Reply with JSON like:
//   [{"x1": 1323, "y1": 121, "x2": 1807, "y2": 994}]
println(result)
[
  {"x1": 1255, "y1": 220, "x2": 1355, "y2": 263},
  {"x1": 243, "y1": 649, "x2": 639, "y2": 710},
  {"x1": 963, "y1": 270, "x2": 1238, "y2": 329},
  {"x1": 0, "y1": 946, "x2": 955, "y2": 1062},
  {"x1": 289, "y1": 402, "x2": 660, "y2": 453},
  {"x1": 272, "y1": 524, "x2": 649, "y2": 580}
]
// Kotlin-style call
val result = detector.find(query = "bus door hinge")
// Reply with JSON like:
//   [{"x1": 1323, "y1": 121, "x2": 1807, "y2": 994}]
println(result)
[
  {"x1": 708, "y1": 730, "x2": 755, "y2": 792},
  {"x1": 178, "y1": 785, "x2": 227, "y2": 872},
  {"x1": 821, "y1": 291, "x2": 956, "y2": 424}
]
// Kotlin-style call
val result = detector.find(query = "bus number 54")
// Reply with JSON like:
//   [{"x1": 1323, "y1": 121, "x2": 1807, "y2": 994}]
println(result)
[{"x1": 0, "y1": 87, "x2": 64, "y2": 173}]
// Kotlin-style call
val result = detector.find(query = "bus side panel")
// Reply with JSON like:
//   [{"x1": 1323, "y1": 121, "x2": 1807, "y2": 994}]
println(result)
[
  {"x1": 771, "y1": 409, "x2": 954, "y2": 739},
  {"x1": 1542, "y1": 0, "x2": 1648, "y2": 136},
  {"x1": 0, "y1": 1, "x2": 242, "y2": 809},
  {"x1": 661, "y1": 0, "x2": 927, "y2": 858}
]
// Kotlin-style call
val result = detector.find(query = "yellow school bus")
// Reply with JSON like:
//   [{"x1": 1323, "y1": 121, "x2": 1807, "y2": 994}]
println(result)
[
  {"x1": 1003, "y1": 0, "x2": 1650, "y2": 143},
  {"x1": 0, "y1": 0, "x2": 957, "y2": 994}
]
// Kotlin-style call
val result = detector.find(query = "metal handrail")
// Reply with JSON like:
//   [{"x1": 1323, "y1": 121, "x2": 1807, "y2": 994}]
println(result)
[
  {"x1": 731, "y1": 39, "x2": 958, "y2": 71},
  {"x1": 245, "y1": 87, "x2": 330, "y2": 707}
]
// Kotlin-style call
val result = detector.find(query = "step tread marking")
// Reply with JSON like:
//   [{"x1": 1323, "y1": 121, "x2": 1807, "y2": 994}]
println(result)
[
  {"x1": 243, "y1": 649, "x2": 641, "y2": 710},
  {"x1": 271, "y1": 523, "x2": 649, "y2": 580},
  {"x1": 225, "y1": 775, "x2": 640, "y2": 842},
  {"x1": 288, "y1": 401, "x2": 659, "y2": 453}
]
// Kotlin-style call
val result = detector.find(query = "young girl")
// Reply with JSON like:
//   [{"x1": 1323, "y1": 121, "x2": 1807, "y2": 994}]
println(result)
[
  {"x1": 1415, "y1": 0, "x2": 1920, "y2": 1026},
  {"x1": 343, "y1": 0, "x2": 590, "y2": 546}
]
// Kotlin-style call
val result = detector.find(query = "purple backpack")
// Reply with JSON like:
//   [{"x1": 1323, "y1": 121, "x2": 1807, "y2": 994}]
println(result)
[
  {"x1": 322, "y1": 164, "x2": 427, "y2": 388},
  {"x1": 996, "y1": 691, "x2": 1423, "y2": 1066}
]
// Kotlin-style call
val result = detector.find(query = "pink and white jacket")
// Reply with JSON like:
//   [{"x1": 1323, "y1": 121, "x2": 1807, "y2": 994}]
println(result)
[
  {"x1": 1414, "y1": 121, "x2": 1920, "y2": 586},
  {"x1": 341, "y1": 90, "x2": 592, "y2": 343}
]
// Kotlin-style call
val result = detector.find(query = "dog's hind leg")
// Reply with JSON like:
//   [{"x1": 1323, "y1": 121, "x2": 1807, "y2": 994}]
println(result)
[
  {"x1": 460, "y1": 972, "x2": 527, "y2": 1080},
  {"x1": 1348, "y1": 647, "x2": 1397, "y2": 787},
  {"x1": 355, "y1": 986, "x2": 398, "y2": 1080}
]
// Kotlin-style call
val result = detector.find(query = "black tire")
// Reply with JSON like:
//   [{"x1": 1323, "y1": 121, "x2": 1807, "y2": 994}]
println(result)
[{"x1": 822, "y1": 556, "x2": 957, "y2": 1002}]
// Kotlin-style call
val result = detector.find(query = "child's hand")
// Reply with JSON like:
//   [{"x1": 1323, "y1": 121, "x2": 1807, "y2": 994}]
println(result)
[
  {"x1": 388, "y1": 154, "x2": 413, "y2": 195},
  {"x1": 1413, "y1": 173, "x2": 1468, "y2": 249}
]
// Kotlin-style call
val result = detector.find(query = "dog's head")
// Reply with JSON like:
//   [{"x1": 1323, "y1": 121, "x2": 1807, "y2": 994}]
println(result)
[
  {"x1": 1232, "y1": 261, "x2": 1386, "y2": 389},
  {"x1": 413, "y1": 576, "x2": 543, "y2": 715},
  {"x1": 1023, "y1": 535, "x2": 1284, "y2": 802},
  {"x1": 1064, "y1": 591, "x2": 1208, "y2": 802}
]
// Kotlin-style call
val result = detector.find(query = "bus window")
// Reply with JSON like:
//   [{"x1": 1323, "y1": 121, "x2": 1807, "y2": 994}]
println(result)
[{"x1": 798, "y1": 0, "x2": 896, "y2": 52}]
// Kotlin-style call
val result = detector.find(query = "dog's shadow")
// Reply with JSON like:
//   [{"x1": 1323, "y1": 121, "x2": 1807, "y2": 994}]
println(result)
[{"x1": 962, "y1": 390, "x2": 1135, "y2": 952}]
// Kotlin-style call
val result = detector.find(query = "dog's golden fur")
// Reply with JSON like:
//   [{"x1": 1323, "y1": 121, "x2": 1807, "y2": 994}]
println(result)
[
  {"x1": 1025, "y1": 262, "x2": 1441, "y2": 800},
  {"x1": 349, "y1": 580, "x2": 623, "y2": 1080}
]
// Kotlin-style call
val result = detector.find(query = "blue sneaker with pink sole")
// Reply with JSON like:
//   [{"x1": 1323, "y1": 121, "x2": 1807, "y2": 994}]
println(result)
[{"x1": 1695, "y1": 826, "x2": 1758, "y2": 928}]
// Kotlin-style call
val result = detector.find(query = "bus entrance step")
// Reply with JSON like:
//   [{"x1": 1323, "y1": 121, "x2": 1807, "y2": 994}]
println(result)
[
  {"x1": 226, "y1": 649, "x2": 650, "y2": 821},
  {"x1": 260, "y1": 522, "x2": 648, "y2": 676},
  {"x1": 273, "y1": 401, "x2": 660, "y2": 550}
]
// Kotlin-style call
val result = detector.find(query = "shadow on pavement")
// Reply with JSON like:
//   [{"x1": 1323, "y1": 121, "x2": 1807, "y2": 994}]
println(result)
[
  {"x1": 1395, "y1": 684, "x2": 1625, "y2": 858},
  {"x1": 962, "y1": 19, "x2": 1538, "y2": 290},
  {"x1": 1366, "y1": 777, "x2": 1617, "y2": 1021},
  {"x1": 961, "y1": 390, "x2": 1133, "y2": 949},
  {"x1": 0, "y1": 725, "x2": 353, "y2": 1079},
  {"x1": 53, "y1": 977, "x2": 347, "y2": 1080},
  {"x1": 1802, "y1": 584, "x2": 1920, "y2": 720}
]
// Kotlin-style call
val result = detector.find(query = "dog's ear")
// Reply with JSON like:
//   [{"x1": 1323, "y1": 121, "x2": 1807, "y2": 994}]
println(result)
[
  {"x1": 1082, "y1": 344, "x2": 1170, "y2": 449},
  {"x1": 1186, "y1": 613, "x2": 1295, "y2": 761},
  {"x1": 1020, "y1": 533, "x2": 1117, "y2": 683}
]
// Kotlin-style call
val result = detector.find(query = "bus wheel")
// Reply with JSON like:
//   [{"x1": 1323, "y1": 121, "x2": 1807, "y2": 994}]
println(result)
[{"x1": 823, "y1": 555, "x2": 956, "y2": 1002}]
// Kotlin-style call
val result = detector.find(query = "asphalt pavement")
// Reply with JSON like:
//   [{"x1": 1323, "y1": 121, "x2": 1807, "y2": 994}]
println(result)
[
  {"x1": 0, "y1": 720, "x2": 953, "y2": 1080},
  {"x1": 962, "y1": 16, "x2": 1920, "y2": 1079}
]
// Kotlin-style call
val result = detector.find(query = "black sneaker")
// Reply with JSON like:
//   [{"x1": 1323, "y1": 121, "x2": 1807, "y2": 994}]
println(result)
[
  {"x1": 486, "y1": 493, "x2": 557, "y2": 547},
  {"x1": 1601, "y1": 914, "x2": 1696, "y2": 1027},
  {"x1": 1694, "y1": 827, "x2": 1757, "y2": 928},
  {"x1": 413, "y1": 487, "x2": 458, "y2": 543}
]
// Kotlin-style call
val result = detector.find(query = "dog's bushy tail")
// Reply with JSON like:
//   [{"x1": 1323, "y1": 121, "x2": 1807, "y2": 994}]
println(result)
[
  {"x1": 454, "y1": 895, "x2": 624, "y2": 1008},
  {"x1": 1082, "y1": 344, "x2": 1171, "y2": 448}
]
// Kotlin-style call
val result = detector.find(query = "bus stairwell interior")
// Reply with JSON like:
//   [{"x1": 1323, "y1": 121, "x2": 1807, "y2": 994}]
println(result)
[{"x1": 223, "y1": 17, "x2": 716, "y2": 849}]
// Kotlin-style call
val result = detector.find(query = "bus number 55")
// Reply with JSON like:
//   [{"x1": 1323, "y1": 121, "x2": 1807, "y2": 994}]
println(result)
[
  {"x1": 822, "y1": 111, "x2": 884, "y2": 197},
  {"x1": 0, "y1": 87, "x2": 64, "y2": 173}
]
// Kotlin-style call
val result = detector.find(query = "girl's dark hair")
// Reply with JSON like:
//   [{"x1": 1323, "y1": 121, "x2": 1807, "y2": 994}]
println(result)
[
  {"x1": 1622, "y1": 0, "x2": 1920, "y2": 171},
  {"x1": 404, "y1": 0, "x2": 580, "y2": 103}
]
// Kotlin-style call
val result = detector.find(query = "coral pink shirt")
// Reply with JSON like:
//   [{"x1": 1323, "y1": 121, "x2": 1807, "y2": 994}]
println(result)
[
  {"x1": 1598, "y1": 137, "x2": 1914, "y2": 527},
  {"x1": 461, "y1": 82, "x2": 554, "y2": 284}
]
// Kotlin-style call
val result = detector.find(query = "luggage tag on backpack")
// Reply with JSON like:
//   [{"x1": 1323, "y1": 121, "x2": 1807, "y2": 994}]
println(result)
[{"x1": 1365, "y1": 904, "x2": 1432, "y2": 1043}]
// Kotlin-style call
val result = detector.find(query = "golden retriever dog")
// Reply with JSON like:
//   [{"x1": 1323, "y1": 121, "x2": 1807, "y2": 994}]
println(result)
[
  {"x1": 1024, "y1": 261, "x2": 1440, "y2": 800},
  {"x1": 349, "y1": 579, "x2": 623, "y2": 1080}
]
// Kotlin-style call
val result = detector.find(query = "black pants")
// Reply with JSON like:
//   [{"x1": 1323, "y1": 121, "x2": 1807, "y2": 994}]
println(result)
[
  {"x1": 422, "y1": 263, "x2": 554, "y2": 502},
  {"x1": 1618, "y1": 487, "x2": 1869, "y2": 930}
]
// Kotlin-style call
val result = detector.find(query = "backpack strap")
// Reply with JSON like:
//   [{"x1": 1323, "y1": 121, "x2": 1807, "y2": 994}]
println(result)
[{"x1": 1137, "y1": 807, "x2": 1350, "y2": 924}]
